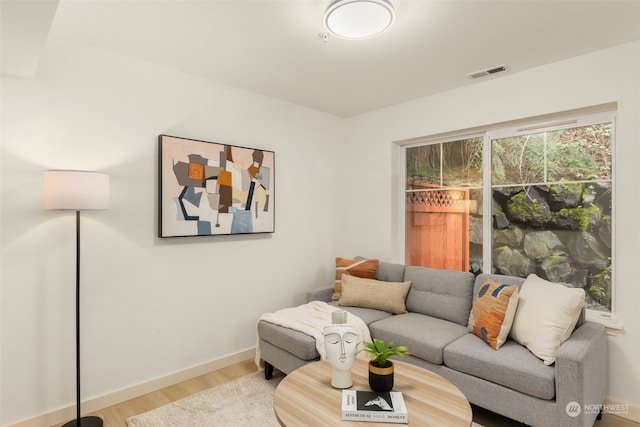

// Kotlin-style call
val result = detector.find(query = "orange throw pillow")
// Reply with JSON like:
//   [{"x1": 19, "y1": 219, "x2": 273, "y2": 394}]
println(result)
[
  {"x1": 332, "y1": 257, "x2": 379, "y2": 300},
  {"x1": 468, "y1": 278, "x2": 519, "y2": 350}
]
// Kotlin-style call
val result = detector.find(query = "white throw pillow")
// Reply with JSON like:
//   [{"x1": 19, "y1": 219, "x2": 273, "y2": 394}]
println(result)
[{"x1": 509, "y1": 274, "x2": 585, "y2": 365}]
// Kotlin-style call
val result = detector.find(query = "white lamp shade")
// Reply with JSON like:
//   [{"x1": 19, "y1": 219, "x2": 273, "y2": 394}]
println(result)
[
  {"x1": 325, "y1": 0, "x2": 395, "y2": 39},
  {"x1": 43, "y1": 170, "x2": 110, "y2": 210}
]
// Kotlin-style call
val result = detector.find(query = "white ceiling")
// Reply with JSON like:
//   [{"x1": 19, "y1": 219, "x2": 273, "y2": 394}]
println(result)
[{"x1": 2, "y1": 0, "x2": 640, "y2": 117}]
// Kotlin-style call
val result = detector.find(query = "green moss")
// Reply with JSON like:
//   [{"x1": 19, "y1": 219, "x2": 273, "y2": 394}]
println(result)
[
  {"x1": 506, "y1": 193, "x2": 526, "y2": 216},
  {"x1": 506, "y1": 191, "x2": 551, "y2": 226},
  {"x1": 558, "y1": 205, "x2": 601, "y2": 231},
  {"x1": 550, "y1": 182, "x2": 583, "y2": 198},
  {"x1": 589, "y1": 266, "x2": 611, "y2": 307}
]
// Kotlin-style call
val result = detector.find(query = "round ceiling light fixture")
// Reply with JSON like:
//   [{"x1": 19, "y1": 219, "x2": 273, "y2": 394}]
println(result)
[{"x1": 324, "y1": 0, "x2": 395, "y2": 40}]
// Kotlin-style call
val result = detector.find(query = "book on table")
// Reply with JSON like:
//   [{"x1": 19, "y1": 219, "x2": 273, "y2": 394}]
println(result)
[{"x1": 341, "y1": 390, "x2": 408, "y2": 423}]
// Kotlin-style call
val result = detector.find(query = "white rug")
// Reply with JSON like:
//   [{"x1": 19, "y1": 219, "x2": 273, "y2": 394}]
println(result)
[
  {"x1": 126, "y1": 372, "x2": 282, "y2": 427},
  {"x1": 127, "y1": 371, "x2": 485, "y2": 426}
]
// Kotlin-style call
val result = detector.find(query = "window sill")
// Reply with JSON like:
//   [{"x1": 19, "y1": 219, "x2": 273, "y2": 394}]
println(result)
[{"x1": 586, "y1": 310, "x2": 623, "y2": 336}]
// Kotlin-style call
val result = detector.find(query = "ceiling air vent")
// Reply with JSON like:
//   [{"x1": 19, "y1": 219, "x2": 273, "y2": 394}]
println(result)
[{"x1": 467, "y1": 65, "x2": 508, "y2": 80}]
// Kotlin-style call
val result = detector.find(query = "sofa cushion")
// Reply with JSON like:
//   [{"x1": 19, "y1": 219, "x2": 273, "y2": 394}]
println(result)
[
  {"x1": 377, "y1": 261, "x2": 406, "y2": 282},
  {"x1": 329, "y1": 303, "x2": 393, "y2": 325},
  {"x1": 510, "y1": 274, "x2": 585, "y2": 365},
  {"x1": 369, "y1": 313, "x2": 468, "y2": 365},
  {"x1": 338, "y1": 274, "x2": 412, "y2": 314},
  {"x1": 258, "y1": 320, "x2": 319, "y2": 361},
  {"x1": 404, "y1": 266, "x2": 475, "y2": 326},
  {"x1": 468, "y1": 277, "x2": 519, "y2": 350},
  {"x1": 333, "y1": 257, "x2": 379, "y2": 300},
  {"x1": 444, "y1": 333, "x2": 556, "y2": 400}
]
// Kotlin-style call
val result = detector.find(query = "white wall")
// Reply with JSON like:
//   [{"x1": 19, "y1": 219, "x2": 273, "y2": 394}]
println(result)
[
  {"x1": 0, "y1": 40, "x2": 344, "y2": 425},
  {"x1": 338, "y1": 41, "x2": 640, "y2": 414}
]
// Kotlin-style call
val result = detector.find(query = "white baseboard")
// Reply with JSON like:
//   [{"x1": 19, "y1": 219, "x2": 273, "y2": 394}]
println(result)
[
  {"x1": 604, "y1": 396, "x2": 640, "y2": 423},
  {"x1": 4, "y1": 348, "x2": 256, "y2": 427}
]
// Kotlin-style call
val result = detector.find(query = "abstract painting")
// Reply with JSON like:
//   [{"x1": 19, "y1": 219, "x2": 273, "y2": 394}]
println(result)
[{"x1": 159, "y1": 135, "x2": 275, "y2": 237}]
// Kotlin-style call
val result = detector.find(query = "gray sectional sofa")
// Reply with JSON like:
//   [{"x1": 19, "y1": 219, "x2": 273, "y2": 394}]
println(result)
[{"x1": 257, "y1": 261, "x2": 609, "y2": 427}]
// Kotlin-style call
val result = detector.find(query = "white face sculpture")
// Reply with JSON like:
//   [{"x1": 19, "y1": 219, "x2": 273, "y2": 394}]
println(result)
[{"x1": 324, "y1": 324, "x2": 358, "y2": 371}]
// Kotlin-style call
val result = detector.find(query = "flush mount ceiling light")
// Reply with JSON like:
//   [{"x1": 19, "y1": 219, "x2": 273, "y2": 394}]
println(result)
[{"x1": 324, "y1": 0, "x2": 395, "y2": 40}]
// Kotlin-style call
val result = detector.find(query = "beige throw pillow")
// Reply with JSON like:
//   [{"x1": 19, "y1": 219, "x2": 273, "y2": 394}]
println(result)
[
  {"x1": 338, "y1": 274, "x2": 411, "y2": 315},
  {"x1": 509, "y1": 274, "x2": 585, "y2": 365}
]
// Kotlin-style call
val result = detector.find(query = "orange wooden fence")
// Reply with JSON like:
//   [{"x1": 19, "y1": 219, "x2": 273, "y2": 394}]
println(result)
[{"x1": 406, "y1": 183, "x2": 470, "y2": 271}]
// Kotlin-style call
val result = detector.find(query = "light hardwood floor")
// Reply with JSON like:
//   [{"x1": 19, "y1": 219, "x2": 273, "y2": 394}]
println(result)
[{"x1": 53, "y1": 358, "x2": 638, "y2": 427}]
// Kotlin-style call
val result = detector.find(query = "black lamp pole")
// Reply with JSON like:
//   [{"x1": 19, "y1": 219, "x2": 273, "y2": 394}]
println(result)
[{"x1": 62, "y1": 211, "x2": 103, "y2": 427}]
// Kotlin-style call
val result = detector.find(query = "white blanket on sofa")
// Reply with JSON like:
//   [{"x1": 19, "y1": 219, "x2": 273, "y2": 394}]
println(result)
[{"x1": 255, "y1": 301, "x2": 371, "y2": 369}]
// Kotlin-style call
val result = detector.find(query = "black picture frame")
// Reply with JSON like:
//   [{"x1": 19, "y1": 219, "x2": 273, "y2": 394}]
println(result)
[{"x1": 159, "y1": 134, "x2": 275, "y2": 237}]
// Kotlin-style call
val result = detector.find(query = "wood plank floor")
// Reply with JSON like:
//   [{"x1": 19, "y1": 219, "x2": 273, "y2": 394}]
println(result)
[{"x1": 53, "y1": 358, "x2": 638, "y2": 427}]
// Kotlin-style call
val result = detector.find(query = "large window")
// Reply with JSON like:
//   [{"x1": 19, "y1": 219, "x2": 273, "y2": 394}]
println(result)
[{"x1": 402, "y1": 111, "x2": 615, "y2": 318}]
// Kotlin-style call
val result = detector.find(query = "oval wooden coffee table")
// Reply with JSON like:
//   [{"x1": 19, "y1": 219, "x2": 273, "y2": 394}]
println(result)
[{"x1": 273, "y1": 358, "x2": 472, "y2": 426}]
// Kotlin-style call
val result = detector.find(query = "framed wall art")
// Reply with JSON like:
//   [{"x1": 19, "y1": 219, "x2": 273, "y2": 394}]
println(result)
[{"x1": 159, "y1": 135, "x2": 275, "y2": 237}]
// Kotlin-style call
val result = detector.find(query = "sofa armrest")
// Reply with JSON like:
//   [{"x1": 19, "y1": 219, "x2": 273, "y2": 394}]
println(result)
[
  {"x1": 554, "y1": 321, "x2": 608, "y2": 426},
  {"x1": 307, "y1": 286, "x2": 333, "y2": 303}
]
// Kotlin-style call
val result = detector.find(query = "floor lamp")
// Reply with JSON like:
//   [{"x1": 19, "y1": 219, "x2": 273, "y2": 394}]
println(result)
[{"x1": 43, "y1": 170, "x2": 110, "y2": 427}]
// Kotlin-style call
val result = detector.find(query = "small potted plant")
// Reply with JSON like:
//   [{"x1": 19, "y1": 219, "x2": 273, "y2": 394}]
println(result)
[{"x1": 361, "y1": 338, "x2": 409, "y2": 392}]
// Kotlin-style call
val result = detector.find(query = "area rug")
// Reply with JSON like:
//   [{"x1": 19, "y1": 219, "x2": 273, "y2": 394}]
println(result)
[
  {"x1": 126, "y1": 371, "x2": 485, "y2": 426},
  {"x1": 126, "y1": 372, "x2": 282, "y2": 427}
]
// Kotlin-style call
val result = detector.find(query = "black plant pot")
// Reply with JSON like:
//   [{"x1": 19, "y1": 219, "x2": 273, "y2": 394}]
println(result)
[{"x1": 368, "y1": 361, "x2": 394, "y2": 392}]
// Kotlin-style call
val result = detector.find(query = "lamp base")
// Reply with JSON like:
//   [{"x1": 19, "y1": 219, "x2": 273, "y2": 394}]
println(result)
[{"x1": 62, "y1": 416, "x2": 103, "y2": 427}]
